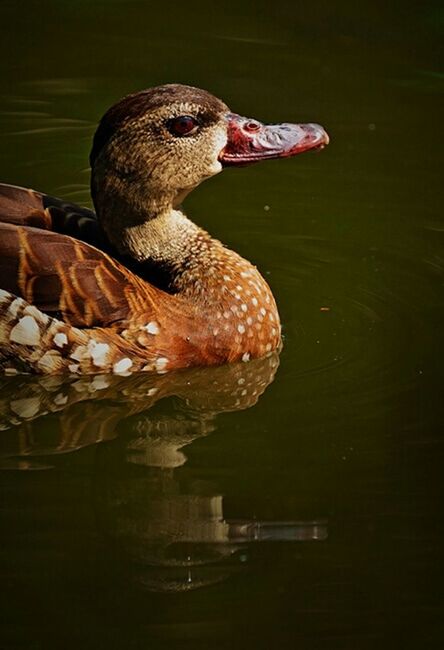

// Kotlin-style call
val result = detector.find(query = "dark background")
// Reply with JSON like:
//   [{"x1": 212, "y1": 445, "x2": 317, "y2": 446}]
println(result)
[{"x1": 0, "y1": 1, "x2": 443, "y2": 648}]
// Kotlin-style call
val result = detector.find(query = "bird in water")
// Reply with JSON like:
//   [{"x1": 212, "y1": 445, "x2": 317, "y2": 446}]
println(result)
[{"x1": 0, "y1": 84, "x2": 328, "y2": 375}]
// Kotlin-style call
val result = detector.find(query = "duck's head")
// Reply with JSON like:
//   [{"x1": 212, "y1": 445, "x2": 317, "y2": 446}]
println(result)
[{"x1": 90, "y1": 83, "x2": 329, "y2": 220}]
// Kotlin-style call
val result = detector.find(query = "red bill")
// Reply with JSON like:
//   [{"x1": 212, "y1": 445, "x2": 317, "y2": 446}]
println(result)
[{"x1": 219, "y1": 113, "x2": 329, "y2": 166}]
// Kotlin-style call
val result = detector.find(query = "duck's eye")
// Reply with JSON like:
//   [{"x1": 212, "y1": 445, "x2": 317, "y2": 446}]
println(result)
[{"x1": 167, "y1": 115, "x2": 199, "y2": 137}]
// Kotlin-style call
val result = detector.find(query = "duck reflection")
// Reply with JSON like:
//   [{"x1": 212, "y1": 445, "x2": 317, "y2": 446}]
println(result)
[
  {"x1": 97, "y1": 470, "x2": 327, "y2": 592},
  {"x1": 0, "y1": 353, "x2": 280, "y2": 462},
  {"x1": 0, "y1": 352, "x2": 327, "y2": 592}
]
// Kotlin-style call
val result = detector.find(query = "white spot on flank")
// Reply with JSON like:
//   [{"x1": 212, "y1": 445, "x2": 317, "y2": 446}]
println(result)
[
  {"x1": 147, "y1": 387, "x2": 158, "y2": 397},
  {"x1": 242, "y1": 352, "x2": 250, "y2": 362},
  {"x1": 9, "y1": 316, "x2": 40, "y2": 346},
  {"x1": 88, "y1": 340, "x2": 111, "y2": 367},
  {"x1": 145, "y1": 321, "x2": 160, "y2": 335},
  {"x1": 223, "y1": 311, "x2": 231, "y2": 319},
  {"x1": 9, "y1": 299, "x2": 22, "y2": 318},
  {"x1": 241, "y1": 304, "x2": 248, "y2": 312},
  {"x1": 53, "y1": 332, "x2": 68, "y2": 348},
  {"x1": 24, "y1": 305, "x2": 48, "y2": 324},
  {"x1": 155, "y1": 357, "x2": 169, "y2": 372},
  {"x1": 236, "y1": 285, "x2": 242, "y2": 291},
  {"x1": 252, "y1": 297, "x2": 258, "y2": 307},
  {"x1": 0, "y1": 289, "x2": 11, "y2": 305},
  {"x1": 113, "y1": 358, "x2": 133, "y2": 374},
  {"x1": 70, "y1": 345, "x2": 88, "y2": 362},
  {"x1": 237, "y1": 324, "x2": 245, "y2": 334},
  {"x1": 38, "y1": 350, "x2": 62, "y2": 372},
  {"x1": 247, "y1": 316, "x2": 253, "y2": 325},
  {"x1": 223, "y1": 275, "x2": 231, "y2": 281},
  {"x1": 213, "y1": 328, "x2": 219, "y2": 336},
  {"x1": 265, "y1": 343, "x2": 273, "y2": 352},
  {"x1": 260, "y1": 307, "x2": 267, "y2": 316}
]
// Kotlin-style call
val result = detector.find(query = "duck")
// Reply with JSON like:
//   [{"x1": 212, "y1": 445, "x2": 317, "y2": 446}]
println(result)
[{"x1": 0, "y1": 84, "x2": 328, "y2": 376}]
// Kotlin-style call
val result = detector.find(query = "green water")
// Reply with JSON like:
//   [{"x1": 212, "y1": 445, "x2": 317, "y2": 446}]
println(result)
[{"x1": 1, "y1": 1, "x2": 443, "y2": 648}]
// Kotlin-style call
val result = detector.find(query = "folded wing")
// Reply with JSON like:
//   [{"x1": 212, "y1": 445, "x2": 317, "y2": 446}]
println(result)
[{"x1": 0, "y1": 222, "x2": 155, "y2": 328}]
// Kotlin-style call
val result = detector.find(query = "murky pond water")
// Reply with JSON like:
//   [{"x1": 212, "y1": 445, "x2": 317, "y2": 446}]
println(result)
[{"x1": 1, "y1": 1, "x2": 443, "y2": 648}]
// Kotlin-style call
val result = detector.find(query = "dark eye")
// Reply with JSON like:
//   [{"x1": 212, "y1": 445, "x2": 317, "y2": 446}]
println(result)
[{"x1": 167, "y1": 115, "x2": 199, "y2": 137}]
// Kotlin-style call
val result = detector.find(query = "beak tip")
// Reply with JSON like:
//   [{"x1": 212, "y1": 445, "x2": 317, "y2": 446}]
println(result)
[
  {"x1": 219, "y1": 114, "x2": 330, "y2": 165},
  {"x1": 308, "y1": 123, "x2": 330, "y2": 148}
]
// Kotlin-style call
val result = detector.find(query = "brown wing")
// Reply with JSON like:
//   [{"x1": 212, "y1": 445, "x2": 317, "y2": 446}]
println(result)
[
  {"x1": 0, "y1": 182, "x2": 105, "y2": 248},
  {"x1": 0, "y1": 222, "x2": 155, "y2": 328}
]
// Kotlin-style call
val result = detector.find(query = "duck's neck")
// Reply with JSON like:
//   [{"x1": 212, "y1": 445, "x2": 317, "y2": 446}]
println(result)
[
  {"x1": 98, "y1": 199, "x2": 281, "y2": 358},
  {"x1": 94, "y1": 170, "x2": 206, "y2": 262},
  {"x1": 105, "y1": 207, "x2": 204, "y2": 267},
  {"x1": 98, "y1": 195, "x2": 232, "y2": 293}
]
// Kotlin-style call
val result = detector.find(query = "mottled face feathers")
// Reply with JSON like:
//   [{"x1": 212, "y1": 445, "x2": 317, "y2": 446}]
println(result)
[
  {"x1": 90, "y1": 84, "x2": 230, "y2": 209},
  {"x1": 90, "y1": 84, "x2": 229, "y2": 166}
]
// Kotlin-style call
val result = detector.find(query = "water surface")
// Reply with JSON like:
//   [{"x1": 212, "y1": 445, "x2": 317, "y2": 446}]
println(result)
[{"x1": 0, "y1": 1, "x2": 443, "y2": 648}]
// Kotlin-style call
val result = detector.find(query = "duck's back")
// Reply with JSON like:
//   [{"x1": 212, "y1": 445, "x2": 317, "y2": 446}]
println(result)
[{"x1": 0, "y1": 182, "x2": 103, "y2": 246}]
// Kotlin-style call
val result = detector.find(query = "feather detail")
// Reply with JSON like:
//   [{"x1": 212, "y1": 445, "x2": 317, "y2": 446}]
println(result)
[
  {"x1": 0, "y1": 222, "x2": 151, "y2": 326},
  {"x1": 0, "y1": 290, "x2": 155, "y2": 375},
  {"x1": 0, "y1": 175, "x2": 282, "y2": 375},
  {"x1": 0, "y1": 182, "x2": 104, "y2": 246}
]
